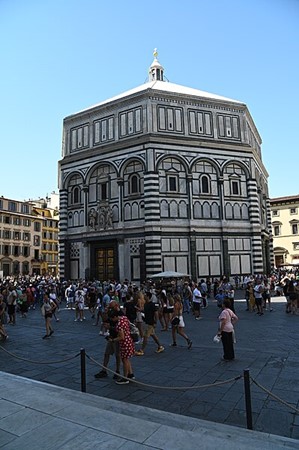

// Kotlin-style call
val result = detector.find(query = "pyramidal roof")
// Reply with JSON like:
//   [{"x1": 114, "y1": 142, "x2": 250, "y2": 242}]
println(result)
[{"x1": 72, "y1": 50, "x2": 244, "y2": 116}]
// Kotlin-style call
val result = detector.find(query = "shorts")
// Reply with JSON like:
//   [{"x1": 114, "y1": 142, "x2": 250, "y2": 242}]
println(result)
[
  {"x1": 255, "y1": 297, "x2": 262, "y2": 306},
  {"x1": 7, "y1": 305, "x2": 15, "y2": 315},
  {"x1": 143, "y1": 324, "x2": 156, "y2": 338},
  {"x1": 193, "y1": 302, "x2": 201, "y2": 311},
  {"x1": 178, "y1": 316, "x2": 185, "y2": 327},
  {"x1": 105, "y1": 340, "x2": 119, "y2": 356},
  {"x1": 136, "y1": 311, "x2": 144, "y2": 323}
]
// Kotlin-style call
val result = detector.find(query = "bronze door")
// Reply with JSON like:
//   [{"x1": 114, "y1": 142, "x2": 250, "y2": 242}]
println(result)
[{"x1": 96, "y1": 248, "x2": 115, "y2": 281}]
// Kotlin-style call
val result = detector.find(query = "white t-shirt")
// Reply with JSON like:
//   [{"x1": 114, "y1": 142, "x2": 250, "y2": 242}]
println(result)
[
  {"x1": 192, "y1": 287, "x2": 202, "y2": 303},
  {"x1": 254, "y1": 284, "x2": 263, "y2": 298},
  {"x1": 75, "y1": 290, "x2": 85, "y2": 310}
]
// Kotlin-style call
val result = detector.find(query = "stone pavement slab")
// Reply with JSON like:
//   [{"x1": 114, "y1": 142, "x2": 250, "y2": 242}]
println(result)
[
  {"x1": 0, "y1": 293, "x2": 298, "y2": 440},
  {"x1": 0, "y1": 372, "x2": 298, "y2": 450}
]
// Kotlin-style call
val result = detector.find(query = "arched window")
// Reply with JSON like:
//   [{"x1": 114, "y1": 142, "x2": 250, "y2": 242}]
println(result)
[
  {"x1": 67, "y1": 174, "x2": 83, "y2": 205},
  {"x1": 123, "y1": 160, "x2": 144, "y2": 197},
  {"x1": 201, "y1": 175, "x2": 209, "y2": 194},
  {"x1": 98, "y1": 181, "x2": 108, "y2": 201},
  {"x1": 130, "y1": 174, "x2": 139, "y2": 194},
  {"x1": 158, "y1": 157, "x2": 186, "y2": 195},
  {"x1": 73, "y1": 186, "x2": 80, "y2": 204},
  {"x1": 231, "y1": 179, "x2": 240, "y2": 195},
  {"x1": 68, "y1": 213, "x2": 73, "y2": 227}
]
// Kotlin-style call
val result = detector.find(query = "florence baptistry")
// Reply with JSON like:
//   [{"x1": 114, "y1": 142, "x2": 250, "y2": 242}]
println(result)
[{"x1": 58, "y1": 50, "x2": 272, "y2": 283}]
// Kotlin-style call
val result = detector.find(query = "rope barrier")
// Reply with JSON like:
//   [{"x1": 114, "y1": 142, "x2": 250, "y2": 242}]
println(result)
[
  {"x1": 250, "y1": 377, "x2": 299, "y2": 414},
  {"x1": 0, "y1": 345, "x2": 80, "y2": 365},
  {"x1": 2, "y1": 340, "x2": 297, "y2": 416},
  {"x1": 86, "y1": 354, "x2": 243, "y2": 390}
]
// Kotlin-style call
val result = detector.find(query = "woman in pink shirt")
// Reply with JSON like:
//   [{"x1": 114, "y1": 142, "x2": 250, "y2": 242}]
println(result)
[{"x1": 217, "y1": 298, "x2": 238, "y2": 361}]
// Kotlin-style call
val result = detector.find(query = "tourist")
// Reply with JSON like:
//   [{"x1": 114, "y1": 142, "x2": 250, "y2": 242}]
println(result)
[
  {"x1": 161, "y1": 291, "x2": 174, "y2": 330},
  {"x1": 7, "y1": 285, "x2": 17, "y2": 325},
  {"x1": 221, "y1": 277, "x2": 235, "y2": 312},
  {"x1": 135, "y1": 291, "x2": 164, "y2": 356},
  {"x1": 182, "y1": 281, "x2": 192, "y2": 313},
  {"x1": 98, "y1": 287, "x2": 112, "y2": 335},
  {"x1": 18, "y1": 289, "x2": 28, "y2": 318},
  {"x1": 170, "y1": 294, "x2": 192, "y2": 349},
  {"x1": 49, "y1": 286, "x2": 60, "y2": 321},
  {"x1": 217, "y1": 298, "x2": 238, "y2": 361},
  {"x1": 245, "y1": 281, "x2": 255, "y2": 312},
  {"x1": 87, "y1": 284, "x2": 97, "y2": 319},
  {"x1": 74, "y1": 285, "x2": 85, "y2": 322},
  {"x1": 262, "y1": 278, "x2": 273, "y2": 311},
  {"x1": 109, "y1": 310, "x2": 135, "y2": 384},
  {"x1": 286, "y1": 277, "x2": 298, "y2": 315},
  {"x1": 199, "y1": 279, "x2": 208, "y2": 308},
  {"x1": 134, "y1": 290, "x2": 145, "y2": 339},
  {"x1": 94, "y1": 301, "x2": 122, "y2": 380},
  {"x1": 192, "y1": 283, "x2": 202, "y2": 320},
  {"x1": 0, "y1": 295, "x2": 8, "y2": 341},
  {"x1": 215, "y1": 288, "x2": 225, "y2": 309},
  {"x1": 123, "y1": 293, "x2": 137, "y2": 324},
  {"x1": 41, "y1": 293, "x2": 56, "y2": 339},
  {"x1": 65, "y1": 283, "x2": 75, "y2": 309},
  {"x1": 253, "y1": 278, "x2": 264, "y2": 316}
]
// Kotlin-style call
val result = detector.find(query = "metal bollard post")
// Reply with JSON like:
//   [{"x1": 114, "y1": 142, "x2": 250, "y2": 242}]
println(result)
[
  {"x1": 243, "y1": 369, "x2": 253, "y2": 430},
  {"x1": 80, "y1": 348, "x2": 86, "y2": 393}
]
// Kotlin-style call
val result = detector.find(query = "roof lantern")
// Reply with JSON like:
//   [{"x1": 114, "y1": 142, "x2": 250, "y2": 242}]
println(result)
[{"x1": 148, "y1": 48, "x2": 164, "y2": 82}]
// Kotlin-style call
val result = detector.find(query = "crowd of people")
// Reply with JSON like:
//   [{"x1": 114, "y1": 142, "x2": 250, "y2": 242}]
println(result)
[{"x1": 0, "y1": 269, "x2": 298, "y2": 382}]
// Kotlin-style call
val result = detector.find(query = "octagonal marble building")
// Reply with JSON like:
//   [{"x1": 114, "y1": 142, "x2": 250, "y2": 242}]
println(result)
[{"x1": 58, "y1": 51, "x2": 273, "y2": 282}]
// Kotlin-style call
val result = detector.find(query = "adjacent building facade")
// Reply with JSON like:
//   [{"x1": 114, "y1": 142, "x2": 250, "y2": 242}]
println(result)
[
  {"x1": 0, "y1": 197, "x2": 43, "y2": 277},
  {"x1": 31, "y1": 195, "x2": 59, "y2": 277},
  {"x1": 0, "y1": 194, "x2": 59, "y2": 278},
  {"x1": 270, "y1": 195, "x2": 299, "y2": 268},
  {"x1": 58, "y1": 51, "x2": 272, "y2": 282}
]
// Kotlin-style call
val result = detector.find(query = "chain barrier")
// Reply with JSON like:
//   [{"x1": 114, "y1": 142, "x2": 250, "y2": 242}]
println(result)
[
  {"x1": 0, "y1": 344, "x2": 80, "y2": 365},
  {"x1": 86, "y1": 353, "x2": 243, "y2": 390},
  {"x1": 250, "y1": 376, "x2": 299, "y2": 414},
  {"x1": 2, "y1": 342, "x2": 298, "y2": 417}
]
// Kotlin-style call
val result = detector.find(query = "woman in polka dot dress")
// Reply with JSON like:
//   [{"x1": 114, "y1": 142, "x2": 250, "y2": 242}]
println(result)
[{"x1": 110, "y1": 311, "x2": 135, "y2": 384}]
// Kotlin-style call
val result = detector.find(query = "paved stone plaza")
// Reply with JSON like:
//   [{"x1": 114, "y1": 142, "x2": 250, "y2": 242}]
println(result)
[{"x1": 0, "y1": 292, "x2": 298, "y2": 441}]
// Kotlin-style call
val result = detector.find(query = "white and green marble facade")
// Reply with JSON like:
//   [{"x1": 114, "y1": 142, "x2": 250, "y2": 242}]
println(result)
[{"x1": 58, "y1": 56, "x2": 272, "y2": 282}]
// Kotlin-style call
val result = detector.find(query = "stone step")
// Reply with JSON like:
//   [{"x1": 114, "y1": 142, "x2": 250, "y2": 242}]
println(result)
[{"x1": 0, "y1": 372, "x2": 298, "y2": 449}]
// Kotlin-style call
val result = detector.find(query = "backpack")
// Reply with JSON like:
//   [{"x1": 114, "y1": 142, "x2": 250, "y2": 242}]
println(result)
[
  {"x1": 67, "y1": 286, "x2": 75, "y2": 298},
  {"x1": 129, "y1": 322, "x2": 140, "y2": 342}
]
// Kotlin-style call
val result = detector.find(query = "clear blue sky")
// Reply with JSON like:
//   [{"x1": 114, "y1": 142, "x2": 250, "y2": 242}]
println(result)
[{"x1": 1, "y1": 0, "x2": 298, "y2": 201}]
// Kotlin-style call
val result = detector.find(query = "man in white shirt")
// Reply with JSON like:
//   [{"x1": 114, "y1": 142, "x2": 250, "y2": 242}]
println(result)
[
  {"x1": 253, "y1": 278, "x2": 264, "y2": 316},
  {"x1": 74, "y1": 286, "x2": 86, "y2": 322},
  {"x1": 65, "y1": 284, "x2": 75, "y2": 309},
  {"x1": 192, "y1": 284, "x2": 202, "y2": 320}
]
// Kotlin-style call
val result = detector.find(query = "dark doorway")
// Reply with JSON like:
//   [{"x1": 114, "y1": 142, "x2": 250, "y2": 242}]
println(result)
[
  {"x1": 96, "y1": 248, "x2": 115, "y2": 280},
  {"x1": 3, "y1": 263, "x2": 10, "y2": 277},
  {"x1": 90, "y1": 241, "x2": 119, "y2": 281}
]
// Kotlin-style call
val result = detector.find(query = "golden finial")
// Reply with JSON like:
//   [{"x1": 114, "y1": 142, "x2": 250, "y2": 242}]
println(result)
[{"x1": 153, "y1": 48, "x2": 158, "y2": 59}]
